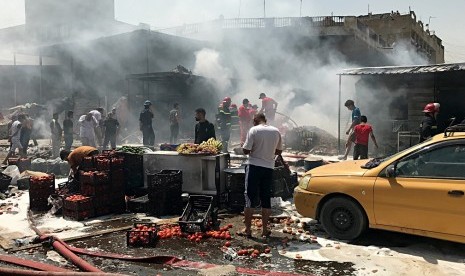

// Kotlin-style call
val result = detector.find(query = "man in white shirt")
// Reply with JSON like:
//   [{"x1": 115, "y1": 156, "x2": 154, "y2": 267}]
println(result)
[
  {"x1": 89, "y1": 108, "x2": 104, "y2": 146},
  {"x1": 2, "y1": 114, "x2": 25, "y2": 164},
  {"x1": 241, "y1": 113, "x2": 282, "y2": 238},
  {"x1": 79, "y1": 113, "x2": 98, "y2": 147}
]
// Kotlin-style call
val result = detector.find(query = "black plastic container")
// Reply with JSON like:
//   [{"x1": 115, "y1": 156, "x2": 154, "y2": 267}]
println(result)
[{"x1": 179, "y1": 195, "x2": 214, "y2": 233}]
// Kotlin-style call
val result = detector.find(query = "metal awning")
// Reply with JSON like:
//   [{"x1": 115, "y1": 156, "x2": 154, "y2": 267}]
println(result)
[
  {"x1": 126, "y1": 72, "x2": 205, "y2": 82},
  {"x1": 339, "y1": 62, "x2": 465, "y2": 76}
]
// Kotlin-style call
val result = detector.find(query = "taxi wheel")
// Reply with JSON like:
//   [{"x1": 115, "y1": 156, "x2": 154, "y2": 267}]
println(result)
[{"x1": 320, "y1": 197, "x2": 367, "y2": 240}]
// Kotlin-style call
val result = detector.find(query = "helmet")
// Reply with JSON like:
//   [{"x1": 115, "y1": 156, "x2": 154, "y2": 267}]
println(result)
[
  {"x1": 223, "y1": 97, "x2": 231, "y2": 103},
  {"x1": 144, "y1": 100, "x2": 152, "y2": 106},
  {"x1": 423, "y1": 102, "x2": 440, "y2": 113}
]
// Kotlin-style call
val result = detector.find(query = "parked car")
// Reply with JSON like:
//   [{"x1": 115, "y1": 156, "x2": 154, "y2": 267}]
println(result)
[{"x1": 294, "y1": 127, "x2": 465, "y2": 243}]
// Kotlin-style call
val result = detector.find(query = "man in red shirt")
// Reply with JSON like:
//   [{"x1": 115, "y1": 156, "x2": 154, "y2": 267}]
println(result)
[
  {"x1": 238, "y1": 98, "x2": 252, "y2": 145},
  {"x1": 353, "y1": 115, "x2": 378, "y2": 160},
  {"x1": 259, "y1": 93, "x2": 278, "y2": 125}
]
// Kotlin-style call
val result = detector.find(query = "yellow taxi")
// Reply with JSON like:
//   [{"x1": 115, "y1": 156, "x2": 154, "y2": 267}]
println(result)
[{"x1": 294, "y1": 127, "x2": 465, "y2": 243}]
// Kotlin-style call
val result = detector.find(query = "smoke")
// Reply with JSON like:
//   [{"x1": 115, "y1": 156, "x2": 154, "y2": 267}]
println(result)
[
  {"x1": 0, "y1": 2, "x2": 436, "y2": 144},
  {"x1": 193, "y1": 48, "x2": 232, "y2": 92},
  {"x1": 189, "y1": 20, "x2": 429, "y2": 137}
]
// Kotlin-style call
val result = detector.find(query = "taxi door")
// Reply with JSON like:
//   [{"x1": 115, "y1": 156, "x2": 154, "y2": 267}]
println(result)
[{"x1": 373, "y1": 142, "x2": 465, "y2": 236}]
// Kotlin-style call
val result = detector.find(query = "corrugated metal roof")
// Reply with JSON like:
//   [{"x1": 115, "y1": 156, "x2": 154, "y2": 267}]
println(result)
[{"x1": 340, "y1": 63, "x2": 465, "y2": 75}]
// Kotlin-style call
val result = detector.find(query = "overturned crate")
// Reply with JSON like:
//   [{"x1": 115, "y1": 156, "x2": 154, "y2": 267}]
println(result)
[{"x1": 179, "y1": 195, "x2": 215, "y2": 233}]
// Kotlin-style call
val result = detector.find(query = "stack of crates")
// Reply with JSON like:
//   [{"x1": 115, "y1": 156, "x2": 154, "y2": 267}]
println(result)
[
  {"x1": 118, "y1": 152, "x2": 144, "y2": 194},
  {"x1": 63, "y1": 194, "x2": 94, "y2": 221},
  {"x1": 77, "y1": 152, "x2": 126, "y2": 217},
  {"x1": 107, "y1": 154, "x2": 126, "y2": 213},
  {"x1": 147, "y1": 170, "x2": 183, "y2": 217},
  {"x1": 29, "y1": 174, "x2": 55, "y2": 211}
]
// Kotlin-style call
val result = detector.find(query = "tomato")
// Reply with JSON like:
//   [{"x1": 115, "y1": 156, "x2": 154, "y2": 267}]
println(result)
[
  {"x1": 251, "y1": 253, "x2": 258, "y2": 258},
  {"x1": 227, "y1": 224, "x2": 233, "y2": 229},
  {"x1": 253, "y1": 249, "x2": 260, "y2": 255},
  {"x1": 264, "y1": 248, "x2": 271, "y2": 254},
  {"x1": 224, "y1": 241, "x2": 231, "y2": 247}
]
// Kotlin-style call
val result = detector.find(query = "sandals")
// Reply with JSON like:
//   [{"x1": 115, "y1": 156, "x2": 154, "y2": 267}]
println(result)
[{"x1": 236, "y1": 229, "x2": 252, "y2": 238}]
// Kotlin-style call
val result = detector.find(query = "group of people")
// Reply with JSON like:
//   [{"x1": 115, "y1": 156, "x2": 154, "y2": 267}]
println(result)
[
  {"x1": 137, "y1": 92, "x2": 279, "y2": 151},
  {"x1": 340, "y1": 99, "x2": 447, "y2": 161},
  {"x1": 215, "y1": 93, "x2": 278, "y2": 152},
  {"x1": 2, "y1": 107, "x2": 121, "y2": 165},
  {"x1": 339, "y1": 99, "x2": 378, "y2": 161},
  {"x1": 55, "y1": 108, "x2": 120, "y2": 155}
]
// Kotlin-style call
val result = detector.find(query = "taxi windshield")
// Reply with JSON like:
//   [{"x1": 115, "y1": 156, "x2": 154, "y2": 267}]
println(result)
[{"x1": 361, "y1": 139, "x2": 432, "y2": 169}]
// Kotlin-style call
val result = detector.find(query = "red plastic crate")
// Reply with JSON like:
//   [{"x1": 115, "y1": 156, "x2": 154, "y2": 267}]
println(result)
[
  {"x1": 79, "y1": 171, "x2": 95, "y2": 184},
  {"x1": 63, "y1": 195, "x2": 93, "y2": 211},
  {"x1": 95, "y1": 206, "x2": 111, "y2": 216},
  {"x1": 95, "y1": 157, "x2": 111, "y2": 171},
  {"x1": 126, "y1": 223, "x2": 158, "y2": 247},
  {"x1": 80, "y1": 183, "x2": 110, "y2": 196},
  {"x1": 63, "y1": 208, "x2": 95, "y2": 221},
  {"x1": 94, "y1": 171, "x2": 109, "y2": 184}
]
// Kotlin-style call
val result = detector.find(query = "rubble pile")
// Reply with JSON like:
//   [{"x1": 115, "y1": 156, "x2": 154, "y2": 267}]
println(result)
[{"x1": 286, "y1": 126, "x2": 339, "y2": 156}]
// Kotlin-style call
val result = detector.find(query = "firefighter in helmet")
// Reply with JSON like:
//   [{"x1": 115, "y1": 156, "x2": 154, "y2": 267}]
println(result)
[
  {"x1": 420, "y1": 102, "x2": 440, "y2": 142},
  {"x1": 217, "y1": 97, "x2": 232, "y2": 152}
]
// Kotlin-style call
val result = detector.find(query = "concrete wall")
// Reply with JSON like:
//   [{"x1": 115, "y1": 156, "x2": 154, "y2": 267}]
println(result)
[{"x1": 358, "y1": 12, "x2": 444, "y2": 64}]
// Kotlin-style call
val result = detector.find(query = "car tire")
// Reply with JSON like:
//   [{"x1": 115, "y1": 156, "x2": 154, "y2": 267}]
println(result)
[{"x1": 320, "y1": 197, "x2": 367, "y2": 240}]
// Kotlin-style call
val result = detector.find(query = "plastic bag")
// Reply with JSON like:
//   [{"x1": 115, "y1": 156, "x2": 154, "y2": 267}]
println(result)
[{"x1": 3, "y1": 165, "x2": 20, "y2": 185}]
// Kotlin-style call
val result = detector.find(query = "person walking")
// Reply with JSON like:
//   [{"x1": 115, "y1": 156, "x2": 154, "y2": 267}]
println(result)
[
  {"x1": 240, "y1": 113, "x2": 282, "y2": 238},
  {"x1": 2, "y1": 115, "x2": 24, "y2": 164},
  {"x1": 169, "y1": 103, "x2": 180, "y2": 144},
  {"x1": 259, "y1": 93, "x2": 278, "y2": 125},
  {"x1": 238, "y1": 99, "x2": 252, "y2": 145},
  {"x1": 420, "y1": 102, "x2": 440, "y2": 142},
  {"x1": 19, "y1": 114, "x2": 33, "y2": 156},
  {"x1": 50, "y1": 113, "x2": 62, "y2": 158},
  {"x1": 339, "y1": 99, "x2": 361, "y2": 160},
  {"x1": 89, "y1": 108, "x2": 104, "y2": 146},
  {"x1": 103, "y1": 112, "x2": 120, "y2": 149},
  {"x1": 139, "y1": 100, "x2": 155, "y2": 147},
  {"x1": 63, "y1": 111, "x2": 74, "y2": 151},
  {"x1": 353, "y1": 116, "x2": 378, "y2": 160},
  {"x1": 217, "y1": 97, "x2": 232, "y2": 152},
  {"x1": 79, "y1": 113, "x2": 98, "y2": 147},
  {"x1": 194, "y1": 108, "x2": 216, "y2": 144}
]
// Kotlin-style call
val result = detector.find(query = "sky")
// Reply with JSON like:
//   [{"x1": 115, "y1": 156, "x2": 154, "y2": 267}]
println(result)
[{"x1": 0, "y1": 0, "x2": 464, "y2": 62}]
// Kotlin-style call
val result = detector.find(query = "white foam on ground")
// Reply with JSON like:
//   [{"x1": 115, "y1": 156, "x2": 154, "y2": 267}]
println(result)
[{"x1": 277, "y1": 198, "x2": 465, "y2": 276}]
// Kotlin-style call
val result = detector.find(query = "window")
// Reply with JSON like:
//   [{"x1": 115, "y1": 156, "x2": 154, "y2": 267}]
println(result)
[{"x1": 396, "y1": 143, "x2": 465, "y2": 179}]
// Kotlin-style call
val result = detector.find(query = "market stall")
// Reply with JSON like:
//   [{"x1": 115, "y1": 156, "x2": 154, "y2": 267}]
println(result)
[{"x1": 143, "y1": 151, "x2": 229, "y2": 196}]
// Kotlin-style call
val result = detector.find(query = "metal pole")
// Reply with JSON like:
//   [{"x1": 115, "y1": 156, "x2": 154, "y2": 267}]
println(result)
[
  {"x1": 238, "y1": 0, "x2": 241, "y2": 18},
  {"x1": 338, "y1": 75, "x2": 342, "y2": 155},
  {"x1": 13, "y1": 53, "x2": 17, "y2": 106},
  {"x1": 39, "y1": 52, "x2": 43, "y2": 104},
  {"x1": 300, "y1": 0, "x2": 302, "y2": 17},
  {"x1": 264, "y1": 0, "x2": 266, "y2": 18}
]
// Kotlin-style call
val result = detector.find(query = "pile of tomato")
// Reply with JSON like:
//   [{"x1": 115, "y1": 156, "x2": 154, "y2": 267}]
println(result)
[
  {"x1": 30, "y1": 175, "x2": 54, "y2": 183},
  {"x1": 157, "y1": 225, "x2": 183, "y2": 239},
  {"x1": 127, "y1": 224, "x2": 157, "y2": 246},
  {"x1": 111, "y1": 157, "x2": 124, "y2": 166},
  {"x1": 156, "y1": 224, "x2": 234, "y2": 242},
  {"x1": 205, "y1": 224, "x2": 233, "y2": 240},
  {"x1": 237, "y1": 247, "x2": 271, "y2": 258},
  {"x1": 65, "y1": 194, "x2": 89, "y2": 202},
  {"x1": 96, "y1": 158, "x2": 111, "y2": 170}
]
